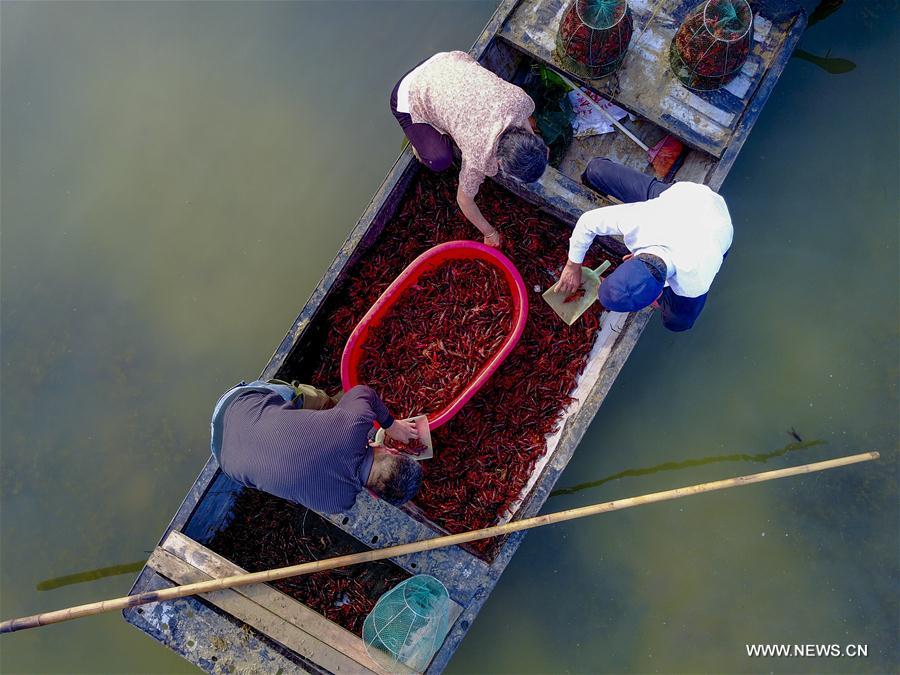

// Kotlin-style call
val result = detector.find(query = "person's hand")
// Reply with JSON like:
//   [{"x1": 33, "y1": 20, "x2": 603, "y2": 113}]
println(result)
[
  {"x1": 385, "y1": 419, "x2": 419, "y2": 444},
  {"x1": 556, "y1": 260, "x2": 584, "y2": 295},
  {"x1": 622, "y1": 253, "x2": 634, "y2": 261},
  {"x1": 484, "y1": 229, "x2": 503, "y2": 248}
]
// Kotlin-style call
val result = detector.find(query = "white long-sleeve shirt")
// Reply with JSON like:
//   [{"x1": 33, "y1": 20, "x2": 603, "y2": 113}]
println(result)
[{"x1": 568, "y1": 182, "x2": 733, "y2": 298}]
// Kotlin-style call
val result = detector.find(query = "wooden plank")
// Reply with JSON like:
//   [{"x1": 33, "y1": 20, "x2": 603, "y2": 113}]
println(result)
[
  {"x1": 673, "y1": 148, "x2": 717, "y2": 184},
  {"x1": 165, "y1": 532, "x2": 369, "y2": 662},
  {"x1": 320, "y1": 491, "x2": 491, "y2": 606},
  {"x1": 161, "y1": 531, "x2": 417, "y2": 675},
  {"x1": 492, "y1": 163, "x2": 612, "y2": 223},
  {"x1": 147, "y1": 547, "x2": 369, "y2": 674},
  {"x1": 124, "y1": 567, "x2": 318, "y2": 674}
]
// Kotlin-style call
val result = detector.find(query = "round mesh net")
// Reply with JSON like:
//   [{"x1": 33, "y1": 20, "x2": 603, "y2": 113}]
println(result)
[
  {"x1": 669, "y1": 0, "x2": 754, "y2": 90},
  {"x1": 363, "y1": 575, "x2": 451, "y2": 672},
  {"x1": 555, "y1": 0, "x2": 633, "y2": 79}
]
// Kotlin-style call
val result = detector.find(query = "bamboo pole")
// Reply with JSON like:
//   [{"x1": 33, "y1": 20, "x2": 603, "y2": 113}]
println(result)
[
  {"x1": 0, "y1": 451, "x2": 878, "y2": 634},
  {"x1": 554, "y1": 70, "x2": 649, "y2": 150}
]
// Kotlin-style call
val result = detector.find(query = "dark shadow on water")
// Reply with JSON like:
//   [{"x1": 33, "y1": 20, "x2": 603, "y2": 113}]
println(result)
[
  {"x1": 549, "y1": 439, "x2": 827, "y2": 498},
  {"x1": 792, "y1": 1, "x2": 856, "y2": 75},
  {"x1": 807, "y1": 0, "x2": 845, "y2": 29},
  {"x1": 792, "y1": 48, "x2": 857, "y2": 74},
  {"x1": 36, "y1": 560, "x2": 146, "y2": 591}
]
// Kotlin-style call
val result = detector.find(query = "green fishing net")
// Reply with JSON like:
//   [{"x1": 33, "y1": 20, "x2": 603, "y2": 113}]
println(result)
[
  {"x1": 522, "y1": 64, "x2": 575, "y2": 166},
  {"x1": 363, "y1": 575, "x2": 451, "y2": 672},
  {"x1": 579, "y1": 0, "x2": 626, "y2": 29}
]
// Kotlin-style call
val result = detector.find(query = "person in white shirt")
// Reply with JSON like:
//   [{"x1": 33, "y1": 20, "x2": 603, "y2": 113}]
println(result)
[{"x1": 557, "y1": 158, "x2": 733, "y2": 331}]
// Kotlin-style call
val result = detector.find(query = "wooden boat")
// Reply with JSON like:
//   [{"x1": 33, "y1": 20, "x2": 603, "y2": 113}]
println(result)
[{"x1": 124, "y1": 1, "x2": 806, "y2": 672}]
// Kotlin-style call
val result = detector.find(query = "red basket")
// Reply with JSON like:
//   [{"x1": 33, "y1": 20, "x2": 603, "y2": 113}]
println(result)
[{"x1": 340, "y1": 240, "x2": 529, "y2": 429}]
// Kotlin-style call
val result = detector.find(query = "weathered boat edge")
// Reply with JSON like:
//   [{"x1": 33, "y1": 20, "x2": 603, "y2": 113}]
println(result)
[{"x1": 707, "y1": 9, "x2": 807, "y2": 190}]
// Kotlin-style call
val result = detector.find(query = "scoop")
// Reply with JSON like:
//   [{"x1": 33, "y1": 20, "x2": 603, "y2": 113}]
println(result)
[
  {"x1": 374, "y1": 415, "x2": 433, "y2": 461},
  {"x1": 543, "y1": 260, "x2": 611, "y2": 325}
]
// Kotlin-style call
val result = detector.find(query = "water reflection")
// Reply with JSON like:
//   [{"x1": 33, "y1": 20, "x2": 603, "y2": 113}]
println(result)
[
  {"x1": 36, "y1": 561, "x2": 146, "y2": 592},
  {"x1": 549, "y1": 439, "x2": 827, "y2": 497},
  {"x1": 792, "y1": 49, "x2": 857, "y2": 74}
]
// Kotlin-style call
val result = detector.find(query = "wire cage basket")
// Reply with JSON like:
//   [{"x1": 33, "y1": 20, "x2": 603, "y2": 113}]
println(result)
[
  {"x1": 555, "y1": 0, "x2": 634, "y2": 79},
  {"x1": 363, "y1": 575, "x2": 452, "y2": 673},
  {"x1": 669, "y1": 0, "x2": 754, "y2": 90}
]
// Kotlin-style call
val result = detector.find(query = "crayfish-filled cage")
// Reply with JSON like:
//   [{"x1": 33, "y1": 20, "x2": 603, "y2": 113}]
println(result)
[
  {"x1": 669, "y1": 0, "x2": 754, "y2": 90},
  {"x1": 555, "y1": 0, "x2": 633, "y2": 79}
]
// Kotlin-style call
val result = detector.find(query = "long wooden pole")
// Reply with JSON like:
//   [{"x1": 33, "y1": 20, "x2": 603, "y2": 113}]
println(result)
[{"x1": 0, "y1": 451, "x2": 878, "y2": 634}]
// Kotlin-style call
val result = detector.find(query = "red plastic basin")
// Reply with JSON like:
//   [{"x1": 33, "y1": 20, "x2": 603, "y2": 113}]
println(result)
[{"x1": 340, "y1": 240, "x2": 529, "y2": 429}]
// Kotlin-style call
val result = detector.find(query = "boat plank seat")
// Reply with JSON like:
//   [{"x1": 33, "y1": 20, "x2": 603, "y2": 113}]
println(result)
[{"x1": 147, "y1": 531, "x2": 421, "y2": 675}]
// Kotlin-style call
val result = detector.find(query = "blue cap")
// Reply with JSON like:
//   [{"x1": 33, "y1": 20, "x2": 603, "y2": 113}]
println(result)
[{"x1": 598, "y1": 258, "x2": 664, "y2": 312}]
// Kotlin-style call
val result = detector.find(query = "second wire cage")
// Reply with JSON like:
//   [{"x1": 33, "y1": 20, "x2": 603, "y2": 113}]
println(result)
[
  {"x1": 669, "y1": 0, "x2": 754, "y2": 91},
  {"x1": 555, "y1": 0, "x2": 633, "y2": 79}
]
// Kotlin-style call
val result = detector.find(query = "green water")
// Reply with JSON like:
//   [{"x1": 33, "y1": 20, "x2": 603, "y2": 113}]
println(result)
[{"x1": 1, "y1": 1, "x2": 896, "y2": 673}]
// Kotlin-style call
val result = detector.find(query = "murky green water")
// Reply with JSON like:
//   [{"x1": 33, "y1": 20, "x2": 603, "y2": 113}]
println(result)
[{"x1": 1, "y1": 1, "x2": 897, "y2": 673}]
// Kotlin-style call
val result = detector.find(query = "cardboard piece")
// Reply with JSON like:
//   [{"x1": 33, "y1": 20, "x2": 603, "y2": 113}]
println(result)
[
  {"x1": 543, "y1": 260, "x2": 611, "y2": 325},
  {"x1": 374, "y1": 415, "x2": 433, "y2": 461}
]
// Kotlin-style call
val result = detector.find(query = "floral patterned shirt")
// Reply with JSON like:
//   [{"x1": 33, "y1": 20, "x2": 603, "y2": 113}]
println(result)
[{"x1": 408, "y1": 51, "x2": 535, "y2": 196}]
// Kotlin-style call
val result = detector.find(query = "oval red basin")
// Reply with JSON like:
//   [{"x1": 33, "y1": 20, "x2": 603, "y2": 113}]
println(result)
[{"x1": 340, "y1": 240, "x2": 529, "y2": 429}]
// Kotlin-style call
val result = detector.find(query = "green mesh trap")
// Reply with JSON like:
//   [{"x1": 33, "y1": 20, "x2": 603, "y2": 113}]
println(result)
[{"x1": 363, "y1": 575, "x2": 451, "y2": 672}]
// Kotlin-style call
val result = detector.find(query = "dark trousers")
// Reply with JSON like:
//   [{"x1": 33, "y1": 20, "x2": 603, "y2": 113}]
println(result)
[
  {"x1": 390, "y1": 67, "x2": 454, "y2": 172},
  {"x1": 582, "y1": 158, "x2": 709, "y2": 332}
]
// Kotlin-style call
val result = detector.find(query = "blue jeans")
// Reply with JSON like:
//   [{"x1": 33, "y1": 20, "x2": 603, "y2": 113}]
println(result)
[
  {"x1": 582, "y1": 156, "x2": 671, "y2": 202},
  {"x1": 582, "y1": 158, "x2": 709, "y2": 332}
]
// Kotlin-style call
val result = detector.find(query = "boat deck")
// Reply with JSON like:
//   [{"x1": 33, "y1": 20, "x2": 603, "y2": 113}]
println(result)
[{"x1": 501, "y1": 0, "x2": 801, "y2": 161}]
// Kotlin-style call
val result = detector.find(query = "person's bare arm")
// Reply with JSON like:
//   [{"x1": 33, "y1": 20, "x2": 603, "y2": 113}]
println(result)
[
  {"x1": 557, "y1": 204, "x2": 644, "y2": 293},
  {"x1": 456, "y1": 185, "x2": 502, "y2": 248}
]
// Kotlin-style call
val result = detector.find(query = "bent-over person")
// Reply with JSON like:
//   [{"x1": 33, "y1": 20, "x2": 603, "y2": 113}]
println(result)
[
  {"x1": 211, "y1": 380, "x2": 422, "y2": 513},
  {"x1": 390, "y1": 51, "x2": 549, "y2": 248},
  {"x1": 557, "y1": 158, "x2": 733, "y2": 332}
]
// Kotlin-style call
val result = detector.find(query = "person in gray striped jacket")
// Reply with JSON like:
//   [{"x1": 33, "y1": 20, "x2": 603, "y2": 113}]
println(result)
[{"x1": 211, "y1": 380, "x2": 423, "y2": 514}]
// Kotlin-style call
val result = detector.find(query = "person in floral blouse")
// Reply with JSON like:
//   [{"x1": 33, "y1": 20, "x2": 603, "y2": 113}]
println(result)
[{"x1": 390, "y1": 51, "x2": 549, "y2": 248}]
